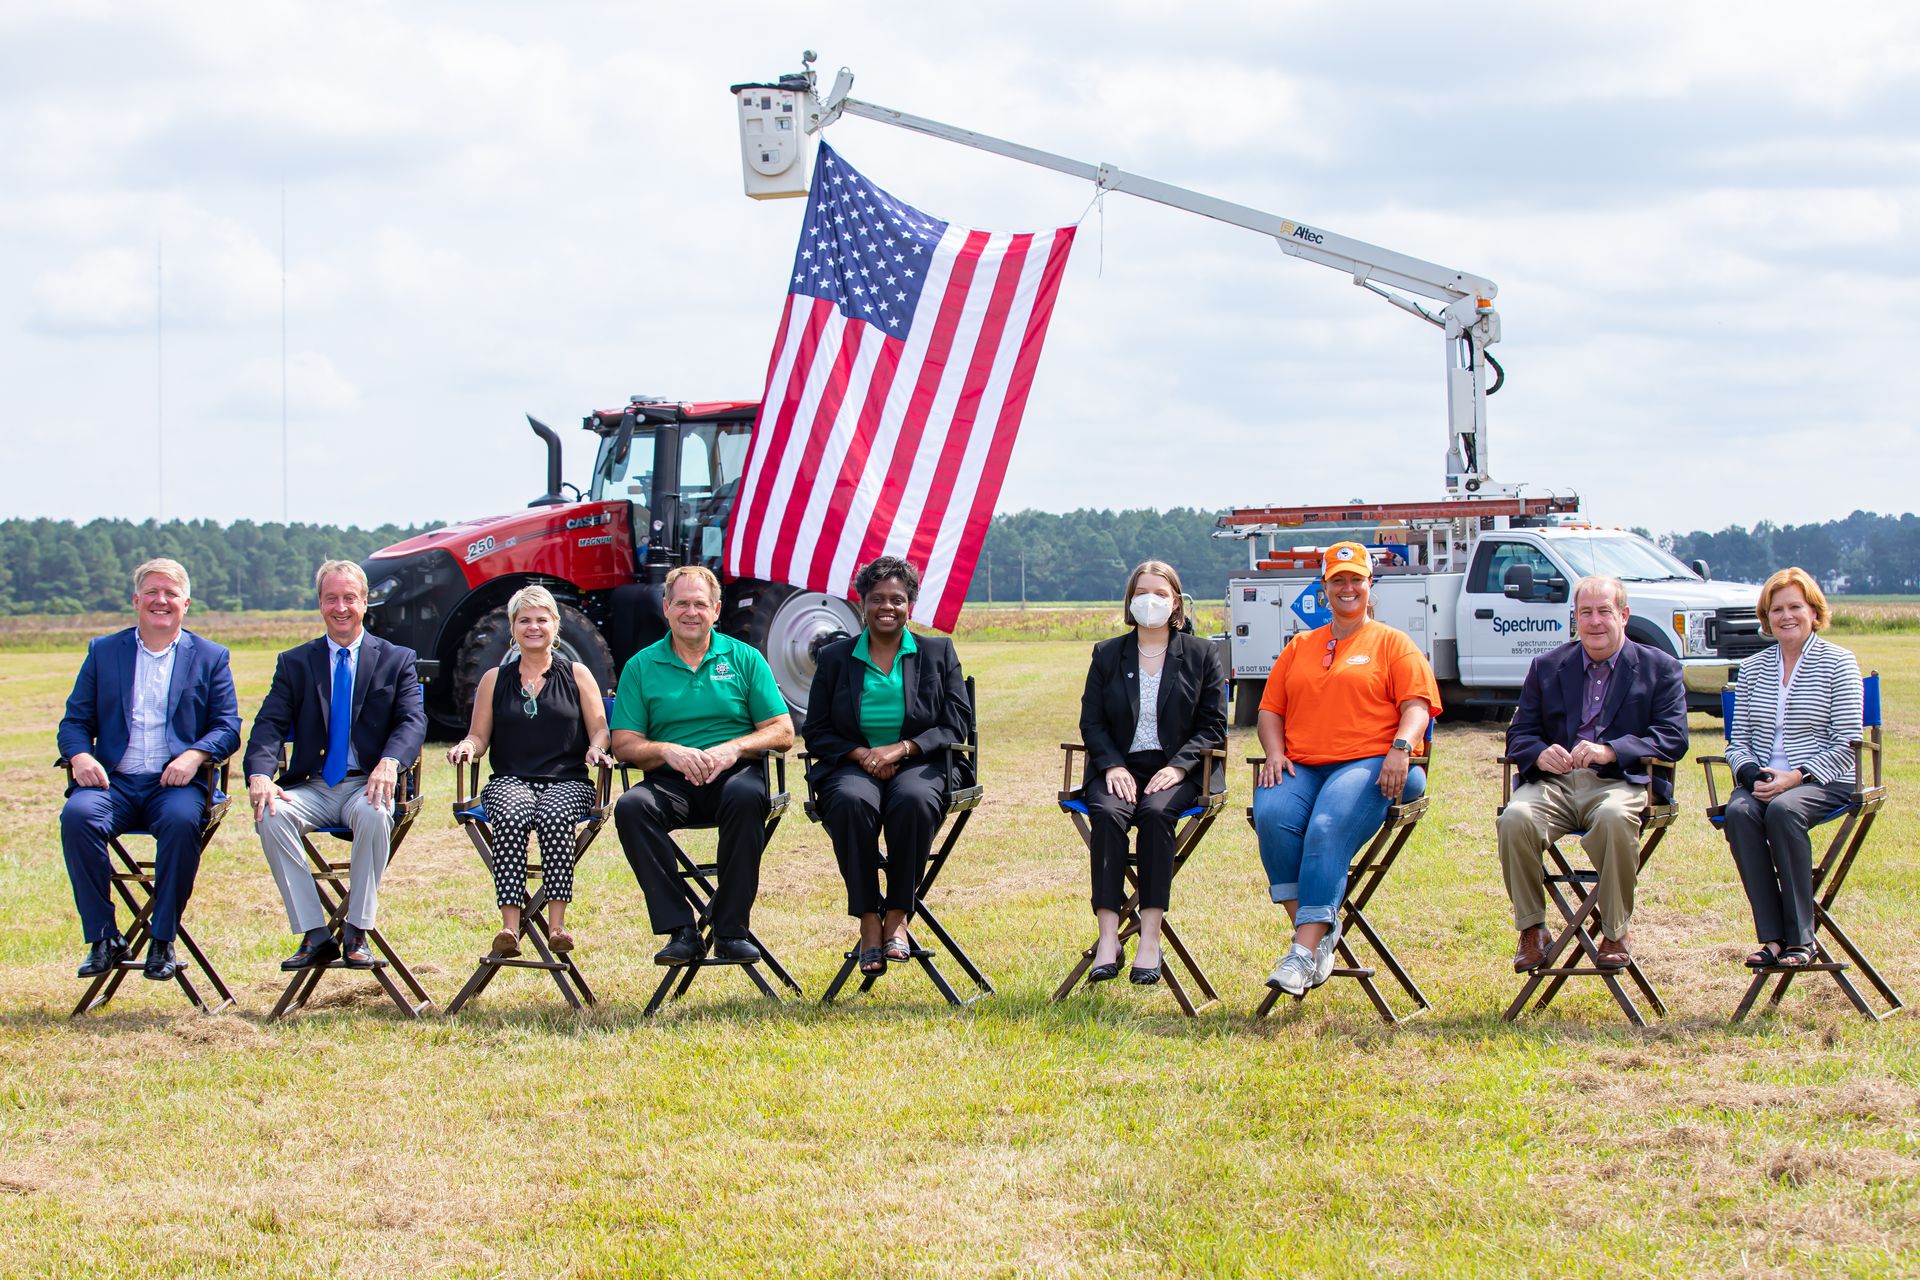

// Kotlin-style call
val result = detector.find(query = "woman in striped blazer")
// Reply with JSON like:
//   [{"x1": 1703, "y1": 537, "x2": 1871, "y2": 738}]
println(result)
[{"x1": 1722, "y1": 567, "x2": 1862, "y2": 970}]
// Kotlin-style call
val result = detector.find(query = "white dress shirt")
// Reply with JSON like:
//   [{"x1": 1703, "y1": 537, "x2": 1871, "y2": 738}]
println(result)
[{"x1": 120, "y1": 636, "x2": 179, "y2": 775}]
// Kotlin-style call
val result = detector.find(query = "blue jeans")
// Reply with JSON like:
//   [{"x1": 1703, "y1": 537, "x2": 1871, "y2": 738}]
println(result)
[{"x1": 1252, "y1": 756, "x2": 1427, "y2": 927}]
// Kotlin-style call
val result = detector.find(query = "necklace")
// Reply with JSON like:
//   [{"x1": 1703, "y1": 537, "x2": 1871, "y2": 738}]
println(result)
[{"x1": 1138, "y1": 645, "x2": 1167, "y2": 658}]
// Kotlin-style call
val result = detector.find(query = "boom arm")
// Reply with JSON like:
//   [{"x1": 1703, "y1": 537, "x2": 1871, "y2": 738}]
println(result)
[{"x1": 783, "y1": 63, "x2": 1510, "y2": 495}]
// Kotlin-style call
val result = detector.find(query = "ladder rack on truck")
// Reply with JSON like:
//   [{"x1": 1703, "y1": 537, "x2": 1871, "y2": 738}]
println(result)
[{"x1": 1213, "y1": 496, "x2": 1761, "y2": 726}]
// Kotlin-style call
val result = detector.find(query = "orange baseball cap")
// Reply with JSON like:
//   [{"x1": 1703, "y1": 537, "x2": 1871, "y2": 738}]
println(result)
[{"x1": 1322, "y1": 541, "x2": 1371, "y2": 579}]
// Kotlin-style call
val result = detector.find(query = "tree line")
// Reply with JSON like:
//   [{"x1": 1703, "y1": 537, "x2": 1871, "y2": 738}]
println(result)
[
  {"x1": 3, "y1": 508, "x2": 1913, "y2": 614},
  {"x1": 0, "y1": 518, "x2": 438, "y2": 613},
  {"x1": 1662, "y1": 511, "x2": 1920, "y2": 594}
]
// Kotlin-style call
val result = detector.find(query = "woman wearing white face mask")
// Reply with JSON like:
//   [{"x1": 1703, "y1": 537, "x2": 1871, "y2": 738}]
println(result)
[{"x1": 1077, "y1": 560, "x2": 1227, "y2": 985}]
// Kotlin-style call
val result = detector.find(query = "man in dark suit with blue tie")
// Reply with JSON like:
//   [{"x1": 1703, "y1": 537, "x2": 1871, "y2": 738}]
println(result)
[
  {"x1": 244, "y1": 560, "x2": 426, "y2": 971},
  {"x1": 58, "y1": 558, "x2": 241, "y2": 981}
]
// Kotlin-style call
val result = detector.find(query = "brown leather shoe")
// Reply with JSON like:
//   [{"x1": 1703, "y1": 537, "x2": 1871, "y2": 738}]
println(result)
[
  {"x1": 1595, "y1": 932, "x2": 1633, "y2": 970},
  {"x1": 1512, "y1": 925, "x2": 1553, "y2": 973}
]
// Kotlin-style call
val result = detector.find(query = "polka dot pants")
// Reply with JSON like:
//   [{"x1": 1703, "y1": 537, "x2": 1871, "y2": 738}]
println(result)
[{"x1": 479, "y1": 775, "x2": 596, "y2": 909}]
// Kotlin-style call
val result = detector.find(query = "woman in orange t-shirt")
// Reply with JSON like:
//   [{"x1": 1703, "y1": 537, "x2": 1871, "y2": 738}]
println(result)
[{"x1": 1252, "y1": 541, "x2": 1439, "y2": 998}]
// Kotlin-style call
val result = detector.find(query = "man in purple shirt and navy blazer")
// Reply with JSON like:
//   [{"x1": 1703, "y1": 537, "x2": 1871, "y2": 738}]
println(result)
[
  {"x1": 1497, "y1": 575, "x2": 1689, "y2": 974},
  {"x1": 57, "y1": 559, "x2": 241, "y2": 982}
]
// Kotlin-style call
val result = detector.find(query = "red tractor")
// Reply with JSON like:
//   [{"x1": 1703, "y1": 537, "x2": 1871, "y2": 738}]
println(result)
[{"x1": 360, "y1": 396, "x2": 861, "y2": 735}]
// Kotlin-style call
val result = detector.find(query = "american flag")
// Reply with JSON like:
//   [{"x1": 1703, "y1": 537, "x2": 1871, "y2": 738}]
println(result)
[{"x1": 723, "y1": 142, "x2": 1076, "y2": 630}]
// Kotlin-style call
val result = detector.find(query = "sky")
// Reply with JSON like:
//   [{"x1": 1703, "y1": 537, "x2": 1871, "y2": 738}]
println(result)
[{"x1": 4, "y1": 1, "x2": 1917, "y2": 539}]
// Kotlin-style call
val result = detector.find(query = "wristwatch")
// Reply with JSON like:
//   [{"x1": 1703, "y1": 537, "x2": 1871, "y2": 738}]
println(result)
[{"x1": 1390, "y1": 737, "x2": 1412, "y2": 754}]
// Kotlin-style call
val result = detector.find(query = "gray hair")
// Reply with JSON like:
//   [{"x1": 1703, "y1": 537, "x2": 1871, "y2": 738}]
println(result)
[
  {"x1": 131, "y1": 557, "x2": 190, "y2": 598},
  {"x1": 314, "y1": 559, "x2": 369, "y2": 597},
  {"x1": 1572, "y1": 574, "x2": 1629, "y2": 612}
]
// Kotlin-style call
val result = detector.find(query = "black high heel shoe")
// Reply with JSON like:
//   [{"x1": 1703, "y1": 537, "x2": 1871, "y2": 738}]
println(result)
[{"x1": 1087, "y1": 940, "x2": 1126, "y2": 984}]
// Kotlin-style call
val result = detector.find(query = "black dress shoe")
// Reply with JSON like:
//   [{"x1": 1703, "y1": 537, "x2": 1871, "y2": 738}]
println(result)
[
  {"x1": 341, "y1": 927, "x2": 375, "y2": 970},
  {"x1": 1129, "y1": 965, "x2": 1162, "y2": 986},
  {"x1": 143, "y1": 939, "x2": 183, "y2": 982},
  {"x1": 78, "y1": 934, "x2": 130, "y2": 978},
  {"x1": 281, "y1": 935, "x2": 341, "y2": 971},
  {"x1": 1087, "y1": 959, "x2": 1122, "y2": 984},
  {"x1": 654, "y1": 926, "x2": 704, "y2": 967},
  {"x1": 712, "y1": 936, "x2": 761, "y2": 963}
]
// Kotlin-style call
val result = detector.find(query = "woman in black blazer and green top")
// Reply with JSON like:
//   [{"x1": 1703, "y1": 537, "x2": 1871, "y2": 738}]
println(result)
[
  {"x1": 804, "y1": 556, "x2": 972, "y2": 977},
  {"x1": 1079, "y1": 560, "x2": 1227, "y2": 985}
]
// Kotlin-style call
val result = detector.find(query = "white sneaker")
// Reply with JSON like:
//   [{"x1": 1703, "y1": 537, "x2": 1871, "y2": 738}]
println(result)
[
  {"x1": 1267, "y1": 944, "x2": 1318, "y2": 996},
  {"x1": 1312, "y1": 924, "x2": 1343, "y2": 988}
]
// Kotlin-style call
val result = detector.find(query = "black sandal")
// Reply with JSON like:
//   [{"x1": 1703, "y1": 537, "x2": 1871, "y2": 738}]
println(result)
[
  {"x1": 1776, "y1": 945, "x2": 1815, "y2": 969},
  {"x1": 1745, "y1": 942, "x2": 1783, "y2": 969},
  {"x1": 883, "y1": 936, "x2": 911, "y2": 964},
  {"x1": 858, "y1": 946, "x2": 887, "y2": 976}
]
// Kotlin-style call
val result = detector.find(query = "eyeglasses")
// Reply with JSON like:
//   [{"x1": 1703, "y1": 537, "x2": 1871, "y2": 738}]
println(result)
[
  {"x1": 1323, "y1": 637, "x2": 1337, "y2": 670},
  {"x1": 521, "y1": 683, "x2": 540, "y2": 718}
]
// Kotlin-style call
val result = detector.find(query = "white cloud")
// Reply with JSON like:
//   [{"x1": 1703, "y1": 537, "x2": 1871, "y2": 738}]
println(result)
[{"x1": 1, "y1": 0, "x2": 1917, "y2": 541}]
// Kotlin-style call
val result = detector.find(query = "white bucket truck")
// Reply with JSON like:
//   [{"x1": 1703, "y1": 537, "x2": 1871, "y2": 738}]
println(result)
[{"x1": 1219, "y1": 496, "x2": 1766, "y2": 725}]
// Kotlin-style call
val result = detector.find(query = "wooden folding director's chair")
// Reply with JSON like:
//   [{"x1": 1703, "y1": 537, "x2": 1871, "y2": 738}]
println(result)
[
  {"x1": 634, "y1": 751, "x2": 805, "y2": 1017},
  {"x1": 445, "y1": 759, "x2": 615, "y2": 1015},
  {"x1": 59, "y1": 756, "x2": 239, "y2": 1017},
  {"x1": 1051, "y1": 744, "x2": 1229, "y2": 1017},
  {"x1": 267, "y1": 753, "x2": 432, "y2": 1021},
  {"x1": 803, "y1": 676, "x2": 994, "y2": 1007},
  {"x1": 1702, "y1": 672, "x2": 1904, "y2": 1022},
  {"x1": 1500, "y1": 756, "x2": 1678, "y2": 1027},
  {"x1": 1246, "y1": 725, "x2": 1436, "y2": 1024}
]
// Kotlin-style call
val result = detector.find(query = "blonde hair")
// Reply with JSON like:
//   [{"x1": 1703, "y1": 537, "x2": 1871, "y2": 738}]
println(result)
[
  {"x1": 663, "y1": 564, "x2": 721, "y2": 606},
  {"x1": 131, "y1": 557, "x2": 190, "y2": 598},
  {"x1": 1572, "y1": 574, "x2": 1628, "y2": 612},
  {"x1": 507, "y1": 584, "x2": 560, "y2": 621},
  {"x1": 1122, "y1": 559, "x2": 1185, "y2": 629},
  {"x1": 1757, "y1": 566, "x2": 1831, "y2": 634},
  {"x1": 314, "y1": 559, "x2": 369, "y2": 597}
]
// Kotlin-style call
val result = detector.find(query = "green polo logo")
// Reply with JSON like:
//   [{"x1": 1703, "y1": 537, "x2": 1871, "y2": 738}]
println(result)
[{"x1": 713, "y1": 658, "x2": 734, "y2": 680}]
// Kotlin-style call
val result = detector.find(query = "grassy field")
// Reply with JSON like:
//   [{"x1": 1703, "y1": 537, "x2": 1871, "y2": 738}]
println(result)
[{"x1": 0, "y1": 628, "x2": 1915, "y2": 1276}]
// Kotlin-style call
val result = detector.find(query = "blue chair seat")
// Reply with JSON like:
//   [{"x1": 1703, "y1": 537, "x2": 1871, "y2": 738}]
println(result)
[
  {"x1": 118, "y1": 789, "x2": 229, "y2": 839},
  {"x1": 454, "y1": 803, "x2": 596, "y2": 827},
  {"x1": 1706, "y1": 800, "x2": 1857, "y2": 830},
  {"x1": 1058, "y1": 797, "x2": 1204, "y2": 821}
]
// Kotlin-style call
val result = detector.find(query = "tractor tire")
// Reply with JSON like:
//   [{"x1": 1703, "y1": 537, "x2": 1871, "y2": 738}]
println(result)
[
  {"x1": 742, "y1": 583, "x2": 860, "y2": 717},
  {"x1": 450, "y1": 601, "x2": 616, "y2": 730}
]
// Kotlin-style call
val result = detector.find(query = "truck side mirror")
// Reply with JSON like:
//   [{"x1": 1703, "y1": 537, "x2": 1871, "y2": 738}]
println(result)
[
  {"x1": 1691, "y1": 558, "x2": 1712, "y2": 581},
  {"x1": 1543, "y1": 577, "x2": 1569, "y2": 604},
  {"x1": 1502, "y1": 564, "x2": 1535, "y2": 600}
]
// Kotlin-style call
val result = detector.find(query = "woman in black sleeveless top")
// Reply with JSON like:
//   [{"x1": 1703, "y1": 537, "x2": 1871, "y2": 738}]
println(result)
[{"x1": 448, "y1": 586, "x2": 613, "y2": 955}]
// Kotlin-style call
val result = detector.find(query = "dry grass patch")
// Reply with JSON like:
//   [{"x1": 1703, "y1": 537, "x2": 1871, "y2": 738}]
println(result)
[{"x1": 0, "y1": 639, "x2": 1917, "y2": 1275}]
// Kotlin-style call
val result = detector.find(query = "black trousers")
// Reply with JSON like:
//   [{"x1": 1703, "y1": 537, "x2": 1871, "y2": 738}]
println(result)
[
  {"x1": 1085, "y1": 750, "x2": 1199, "y2": 914},
  {"x1": 816, "y1": 759, "x2": 947, "y2": 918},
  {"x1": 614, "y1": 760, "x2": 770, "y2": 939},
  {"x1": 1723, "y1": 779, "x2": 1854, "y2": 948}
]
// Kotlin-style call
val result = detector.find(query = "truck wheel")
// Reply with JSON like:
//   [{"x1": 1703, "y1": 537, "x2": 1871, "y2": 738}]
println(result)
[
  {"x1": 743, "y1": 584, "x2": 860, "y2": 716},
  {"x1": 450, "y1": 601, "x2": 616, "y2": 729},
  {"x1": 1232, "y1": 679, "x2": 1262, "y2": 728}
]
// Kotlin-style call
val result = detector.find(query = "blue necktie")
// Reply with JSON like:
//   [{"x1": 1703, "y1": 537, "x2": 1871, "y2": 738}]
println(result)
[{"x1": 323, "y1": 648, "x2": 352, "y2": 786}]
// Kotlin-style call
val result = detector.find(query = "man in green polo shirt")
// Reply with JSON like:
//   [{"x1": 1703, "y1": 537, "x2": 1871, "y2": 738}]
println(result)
[{"x1": 610, "y1": 565, "x2": 794, "y2": 966}]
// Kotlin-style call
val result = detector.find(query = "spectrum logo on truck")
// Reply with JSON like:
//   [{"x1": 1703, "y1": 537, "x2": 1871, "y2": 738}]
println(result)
[{"x1": 1493, "y1": 616, "x2": 1564, "y2": 637}]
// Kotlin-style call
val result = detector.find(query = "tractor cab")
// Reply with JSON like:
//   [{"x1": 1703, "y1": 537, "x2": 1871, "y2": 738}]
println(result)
[{"x1": 584, "y1": 397, "x2": 759, "y2": 576}]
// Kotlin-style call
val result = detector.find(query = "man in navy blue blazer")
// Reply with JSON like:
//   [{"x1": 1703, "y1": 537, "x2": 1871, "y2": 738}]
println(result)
[
  {"x1": 1498, "y1": 575, "x2": 1690, "y2": 974},
  {"x1": 244, "y1": 560, "x2": 425, "y2": 972},
  {"x1": 58, "y1": 558, "x2": 241, "y2": 981}
]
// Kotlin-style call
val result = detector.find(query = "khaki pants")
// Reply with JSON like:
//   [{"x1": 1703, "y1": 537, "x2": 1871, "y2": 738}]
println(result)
[{"x1": 1497, "y1": 769, "x2": 1645, "y2": 940}]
